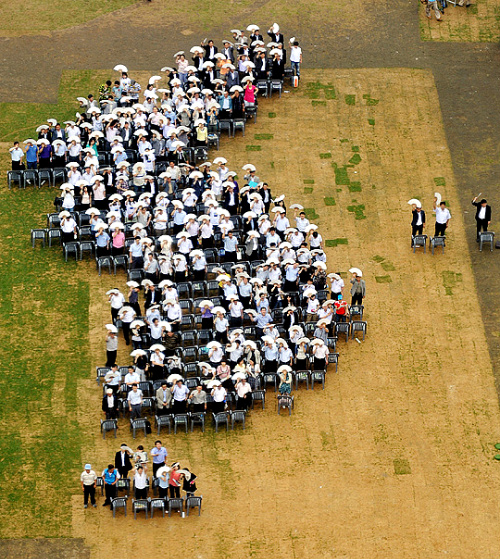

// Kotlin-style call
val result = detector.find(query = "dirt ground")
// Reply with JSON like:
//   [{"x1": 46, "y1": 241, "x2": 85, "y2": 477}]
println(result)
[{"x1": 64, "y1": 70, "x2": 500, "y2": 559}]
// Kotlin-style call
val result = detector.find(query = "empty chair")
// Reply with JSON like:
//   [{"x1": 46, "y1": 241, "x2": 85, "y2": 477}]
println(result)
[
  {"x1": 197, "y1": 330, "x2": 212, "y2": 346},
  {"x1": 245, "y1": 105, "x2": 257, "y2": 122},
  {"x1": 479, "y1": 231, "x2": 495, "y2": 252},
  {"x1": 141, "y1": 397, "x2": 156, "y2": 415},
  {"x1": 230, "y1": 410, "x2": 246, "y2": 430},
  {"x1": 96, "y1": 367, "x2": 110, "y2": 385},
  {"x1": 256, "y1": 80, "x2": 269, "y2": 97},
  {"x1": 186, "y1": 495, "x2": 202, "y2": 516},
  {"x1": 190, "y1": 412, "x2": 206, "y2": 432},
  {"x1": 270, "y1": 79, "x2": 283, "y2": 98},
  {"x1": 412, "y1": 234, "x2": 427, "y2": 253},
  {"x1": 155, "y1": 414, "x2": 172, "y2": 435},
  {"x1": 79, "y1": 241, "x2": 95, "y2": 259},
  {"x1": 133, "y1": 498, "x2": 149, "y2": 519},
  {"x1": 277, "y1": 394, "x2": 294, "y2": 415},
  {"x1": 64, "y1": 242, "x2": 79, "y2": 261},
  {"x1": 182, "y1": 346, "x2": 198, "y2": 363},
  {"x1": 116, "y1": 478, "x2": 131, "y2": 494},
  {"x1": 335, "y1": 322, "x2": 350, "y2": 342},
  {"x1": 130, "y1": 418, "x2": 148, "y2": 439},
  {"x1": 48, "y1": 228, "x2": 62, "y2": 247},
  {"x1": 180, "y1": 315, "x2": 195, "y2": 331},
  {"x1": 191, "y1": 281, "x2": 207, "y2": 298},
  {"x1": 219, "y1": 120, "x2": 232, "y2": 137},
  {"x1": 251, "y1": 389, "x2": 266, "y2": 410},
  {"x1": 206, "y1": 280, "x2": 220, "y2": 297},
  {"x1": 96, "y1": 256, "x2": 112, "y2": 275},
  {"x1": 212, "y1": 412, "x2": 228, "y2": 432},
  {"x1": 173, "y1": 414, "x2": 189, "y2": 434},
  {"x1": 262, "y1": 373, "x2": 278, "y2": 392},
  {"x1": 185, "y1": 376, "x2": 200, "y2": 389},
  {"x1": 23, "y1": 169, "x2": 38, "y2": 187},
  {"x1": 177, "y1": 282, "x2": 192, "y2": 299},
  {"x1": 349, "y1": 305, "x2": 364, "y2": 321},
  {"x1": 113, "y1": 254, "x2": 129, "y2": 274},
  {"x1": 52, "y1": 167, "x2": 67, "y2": 184},
  {"x1": 232, "y1": 118, "x2": 245, "y2": 137},
  {"x1": 326, "y1": 337, "x2": 337, "y2": 353},
  {"x1": 310, "y1": 370, "x2": 326, "y2": 390},
  {"x1": 31, "y1": 229, "x2": 47, "y2": 248},
  {"x1": 101, "y1": 419, "x2": 118, "y2": 439},
  {"x1": 110, "y1": 496, "x2": 128, "y2": 517},
  {"x1": 127, "y1": 269, "x2": 144, "y2": 282},
  {"x1": 294, "y1": 370, "x2": 310, "y2": 390},
  {"x1": 351, "y1": 320, "x2": 367, "y2": 341},
  {"x1": 38, "y1": 169, "x2": 53, "y2": 187},
  {"x1": 138, "y1": 381, "x2": 153, "y2": 396},
  {"x1": 168, "y1": 497, "x2": 184, "y2": 516},
  {"x1": 150, "y1": 497, "x2": 167, "y2": 518},
  {"x1": 429, "y1": 236, "x2": 446, "y2": 254},
  {"x1": 328, "y1": 352, "x2": 340, "y2": 373},
  {"x1": 7, "y1": 170, "x2": 23, "y2": 189}
]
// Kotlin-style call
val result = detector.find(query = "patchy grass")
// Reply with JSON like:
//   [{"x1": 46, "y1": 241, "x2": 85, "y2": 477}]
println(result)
[
  {"x1": 305, "y1": 208, "x2": 320, "y2": 220},
  {"x1": 372, "y1": 255, "x2": 385, "y2": 263},
  {"x1": 375, "y1": 275, "x2": 393, "y2": 283},
  {"x1": 324, "y1": 197, "x2": 336, "y2": 206},
  {"x1": 319, "y1": 152, "x2": 332, "y2": 159},
  {"x1": 245, "y1": 145, "x2": 262, "y2": 152},
  {"x1": 348, "y1": 182, "x2": 362, "y2": 193},
  {"x1": 254, "y1": 133, "x2": 274, "y2": 140},
  {"x1": 394, "y1": 458, "x2": 412, "y2": 475},
  {"x1": 347, "y1": 203, "x2": 366, "y2": 219},
  {"x1": 381, "y1": 262, "x2": 396, "y2": 271},
  {"x1": 333, "y1": 163, "x2": 350, "y2": 186},
  {"x1": 304, "y1": 187, "x2": 314, "y2": 194},
  {"x1": 303, "y1": 179, "x2": 315, "y2": 185},
  {"x1": 345, "y1": 95, "x2": 356, "y2": 106},
  {"x1": 368, "y1": 118, "x2": 375, "y2": 126},
  {"x1": 268, "y1": 112, "x2": 277, "y2": 118},
  {"x1": 351, "y1": 146, "x2": 360, "y2": 152},
  {"x1": 349, "y1": 154, "x2": 362, "y2": 165},
  {"x1": 434, "y1": 177, "x2": 446, "y2": 187},
  {"x1": 325, "y1": 238, "x2": 348, "y2": 247},
  {"x1": 363, "y1": 94, "x2": 379, "y2": 106},
  {"x1": 442, "y1": 270, "x2": 463, "y2": 295},
  {"x1": 312, "y1": 100, "x2": 327, "y2": 107}
]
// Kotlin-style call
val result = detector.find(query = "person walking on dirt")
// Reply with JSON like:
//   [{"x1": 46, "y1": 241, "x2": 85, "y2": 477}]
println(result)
[{"x1": 81, "y1": 464, "x2": 97, "y2": 509}]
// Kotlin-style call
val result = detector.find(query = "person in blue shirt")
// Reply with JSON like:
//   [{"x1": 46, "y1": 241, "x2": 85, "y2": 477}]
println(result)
[
  {"x1": 95, "y1": 227, "x2": 110, "y2": 257},
  {"x1": 25, "y1": 141, "x2": 38, "y2": 170},
  {"x1": 101, "y1": 464, "x2": 120, "y2": 506}
]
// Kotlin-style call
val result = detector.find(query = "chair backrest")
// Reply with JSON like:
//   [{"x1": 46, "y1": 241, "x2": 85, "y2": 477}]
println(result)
[
  {"x1": 111, "y1": 497, "x2": 127, "y2": 509},
  {"x1": 168, "y1": 498, "x2": 184, "y2": 511},
  {"x1": 101, "y1": 419, "x2": 117, "y2": 431},
  {"x1": 232, "y1": 411, "x2": 246, "y2": 421},
  {"x1": 133, "y1": 498, "x2": 149, "y2": 510},
  {"x1": 174, "y1": 413, "x2": 189, "y2": 423},
  {"x1": 150, "y1": 498, "x2": 166, "y2": 509},
  {"x1": 131, "y1": 418, "x2": 147, "y2": 428}
]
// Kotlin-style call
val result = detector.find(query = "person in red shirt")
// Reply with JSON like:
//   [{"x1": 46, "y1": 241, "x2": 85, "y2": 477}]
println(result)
[
  {"x1": 169, "y1": 462, "x2": 182, "y2": 498},
  {"x1": 334, "y1": 296, "x2": 349, "y2": 323}
]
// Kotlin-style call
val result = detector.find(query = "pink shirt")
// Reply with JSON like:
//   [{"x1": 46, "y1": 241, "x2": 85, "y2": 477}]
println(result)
[
  {"x1": 244, "y1": 85, "x2": 256, "y2": 103},
  {"x1": 112, "y1": 231, "x2": 125, "y2": 248}
]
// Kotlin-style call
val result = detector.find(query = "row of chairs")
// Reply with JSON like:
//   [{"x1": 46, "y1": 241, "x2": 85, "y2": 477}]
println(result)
[{"x1": 110, "y1": 495, "x2": 202, "y2": 518}]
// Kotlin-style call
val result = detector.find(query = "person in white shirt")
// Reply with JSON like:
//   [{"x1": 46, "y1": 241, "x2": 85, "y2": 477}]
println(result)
[
  {"x1": 290, "y1": 41, "x2": 303, "y2": 78},
  {"x1": 211, "y1": 383, "x2": 227, "y2": 414},
  {"x1": 433, "y1": 199, "x2": 451, "y2": 237},
  {"x1": 127, "y1": 384, "x2": 143, "y2": 419},
  {"x1": 124, "y1": 366, "x2": 141, "y2": 388},
  {"x1": 235, "y1": 378, "x2": 252, "y2": 410},
  {"x1": 134, "y1": 465, "x2": 149, "y2": 499},
  {"x1": 108, "y1": 290, "x2": 125, "y2": 324},
  {"x1": 80, "y1": 464, "x2": 97, "y2": 508}
]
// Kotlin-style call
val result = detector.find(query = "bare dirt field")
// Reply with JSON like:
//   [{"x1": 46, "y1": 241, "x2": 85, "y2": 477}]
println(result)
[{"x1": 62, "y1": 70, "x2": 500, "y2": 559}]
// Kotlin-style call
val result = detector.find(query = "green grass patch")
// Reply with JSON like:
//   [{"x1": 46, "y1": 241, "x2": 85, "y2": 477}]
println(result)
[
  {"x1": 245, "y1": 145, "x2": 262, "y2": 151},
  {"x1": 303, "y1": 179, "x2": 315, "y2": 185},
  {"x1": 442, "y1": 270, "x2": 462, "y2": 296},
  {"x1": 363, "y1": 94, "x2": 380, "y2": 106},
  {"x1": 349, "y1": 154, "x2": 362, "y2": 165},
  {"x1": 305, "y1": 208, "x2": 319, "y2": 220},
  {"x1": 324, "y1": 87, "x2": 337, "y2": 100},
  {"x1": 254, "y1": 133, "x2": 274, "y2": 140},
  {"x1": 372, "y1": 255, "x2": 385, "y2": 263},
  {"x1": 381, "y1": 262, "x2": 396, "y2": 272},
  {"x1": 368, "y1": 119, "x2": 375, "y2": 126},
  {"x1": 324, "y1": 197, "x2": 336, "y2": 206},
  {"x1": 348, "y1": 181, "x2": 362, "y2": 193},
  {"x1": 336, "y1": 188, "x2": 343, "y2": 192},
  {"x1": 434, "y1": 177, "x2": 446, "y2": 187},
  {"x1": 332, "y1": 163, "x2": 350, "y2": 186},
  {"x1": 340, "y1": 139, "x2": 349, "y2": 143},
  {"x1": 304, "y1": 187, "x2": 314, "y2": 194},
  {"x1": 394, "y1": 458, "x2": 411, "y2": 475},
  {"x1": 325, "y1": 238, "x2": 348, "y2": 247},
  {"x1": 319, "y1": 152, "x2": 332, "y2": 159},
  {"x1": 345, "y1": 95, "x2": 356, "y2": 105},
  {"x1": 312, "y1": 100, "x2": 327, "y2": 107},
  {"x1": 375, "y1": 275, "x2": 393, "y2": 283},
  {"x1": 351, "y1": 146, "x2": 360, "y2": 152},
  {"x1": 268, "y1": 112, "x2": 277, "y2": 118},
  {"x1": 347, "y1": 204, "x2": 366, "y2": 219}
]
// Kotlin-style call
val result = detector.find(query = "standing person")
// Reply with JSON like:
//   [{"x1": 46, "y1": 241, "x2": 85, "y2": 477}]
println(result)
[
  {"x1": 188, "y1": 385, "x2": 207, "y2": 412},
  {"x1": 169, "y1": 463, "x2": 182, "y2": 498},
  {"x1": 472, "y1": 196, "x2": 492, "y2": 240},
  {"x1": 235, "y1": 377, "x2": 252, "y2": 410},
  {"x1": 424, "y1": 0, "x2": 443, "y2": 21},
  {"x1": 127, "y1": 384, "x2": 143, "y2": 419},
  {"x1": 25, "y1": 140, "x2": 38, "y2": 170},
  {"x1": 350, "y1": 273, "x2": 366, "y2": 306},
  {"x1": 290, "y1": 41, "x2": 303, "y2": 78},
  {"x1": 9, "y1": 142, "x2": 25, "y2": 170},
  {"x1": 80, "y1": 463, "x2": 97, "y2": 508},
  {"x1": 433, "y1": 198, "x2": 451, "y2": 237},
  {"x1": 105, "y1": 330, "x2": 118, "y2": 367},
  {"x1": 180, "y1": 469, "x2": 198, "y2": 496},
  {"x1": 134, "y1": 465, "x2": 149, "y2": 499},
  {"x1": 171, "y1": 380, "x2": 190, "y2": 413},
  {"x1": 156, "y1": 382, "x2": 172, "y2": 415},
  {"x1": 101, "y1": 464, "x2": 120, "y2": 506},
  {"x1": 211, "y1": 382, "x2": 227, "y2": 413},
  {"x1": 102, "y1": 388, "x2": 119, "y2": 419},
  {"x1": 158, "y1": 467, "x2": 170, "y2": 498},
  {"x1": 150, "y1": 440, "x2": 168, "y2": 476},
  {"x1": 114, "y1": 444, "x2": 133, "y2": 479},
  {"x1": 411, "y1": 202, "x2": 426, "y2": 242}
]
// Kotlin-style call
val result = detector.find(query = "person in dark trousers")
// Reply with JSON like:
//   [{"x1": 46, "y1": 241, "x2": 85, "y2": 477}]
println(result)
[
  {"x1": 81, "y1": 464, "x2": 97, "y2": 508},
  {"x1": 114, "y1": 444, "x2": 134, "y2": 478},
  {"x1": 472, "y1": 196, "x2": 491, "y2": 240},
  {"x1": 433, "y1": 198, "x2": 451, "y2": 237},
  {"x1": 350, "y1": 273, "x2": 366, "y2": 306},
  {"x1": 101, "y1": 464, "x2": 120, "y2": 506},
  {"x1": 411, "y1": 204, "x2": 426, "y2": 242}
]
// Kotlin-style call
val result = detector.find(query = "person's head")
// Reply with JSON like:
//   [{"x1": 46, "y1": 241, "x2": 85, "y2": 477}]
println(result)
[
  {"x1": 161, "y1": 382, "x2": 168, "y2": 390},
  {"x1": 137, "y1": 445, "x2": 144, "y2": 451},
  {"x1": 293, "y1": 41, "x2": 299, "y2": 46},
  {"x1": 132, "y1": 383, "x2": 138, "y2": 391},
  {"x1": 176, "y1": 379, "x2": 183, "y2": 387},
  {"x1": 84, "y1": 463, "x2": 91, "y2": 472},
  {"x1": 196, "y1": 385, "x2": 203, "y2": 392},
  {"x1": 155, "y1": 440, "x2": 162, "y2": 448},
  {"x1": 440, "y1": 201, "x2": 446, "y2": 208},
  {"x1": 111, "y1": 364, "x2": 118, "y2": 370},
  {"x1": 108, "y1": 464, "x2": 114, "y2": 471},
  {"x1": 480, "y1": 199, "x2": 487, "y2": 206},
  {"x1": 261, "y1": 307, "x2": 267, "y2": 315},
  {"x1": 114, "y1": 80, "x2": 120, "y2": 86},
  {"x1": 171, "y1": 462, "x2": 180, "y2": 470},
  {"x1": 137, "y1": 466, "x2": 144, "y2": 473},
  {"x1": 106, "y1": 388, "x2": 113, "y2": 396}
]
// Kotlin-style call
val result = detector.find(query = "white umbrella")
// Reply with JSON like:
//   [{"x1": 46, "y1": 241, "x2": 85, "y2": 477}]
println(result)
[
  {"x1": 408, "y1": 198, "x2": 422, "y2": 208},
  {"x1": 113, "y1": 64, "x2": 128, "y2": 72},
  {"x1": 290, "y1": 204, "x2": 304, "y2": 210},
  {"x1": 167, "y1": 373, "x2": 183, "y2": 383},
  {"x1": 150, "y1": 344, "x2": 166, "y2": 351},
  {"x1": 213, "y1": 157, "x2": 227, "y2": 165},
  {"x1": 130, "y1": 349, "x2": 147, "y2": 357},
  {"x1": 105, "y1": 324, "x2": 118, "y2": 333},
  {"x1": 232, "y1": 372, "x2": 247, "y2": 381},
  {"x1": 349, "y1": 267, "x2": 363, "y2": 277}
]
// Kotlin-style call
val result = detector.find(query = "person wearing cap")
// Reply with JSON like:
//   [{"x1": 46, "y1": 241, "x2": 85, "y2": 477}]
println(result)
[
  {"x1": 156, "y1": 382, "x2": 172, "y2": 415},
  {"x1": 81, "y1": 464, "x2": 97, "y2": 508},
  {"x1": 472, "y1": 196, "x2": 491, "y2": 240},
  {"x1": 411, "y1": 203, "x2": 426, "y2": 242},
  {"x1": 114, "y1": 444, "x2": 133, "y2": 478},
  {"x1": 101, "y1": 464, "x2": 120, "y2": 506},
  {"x1": 37, "y1": 139, "x2": 52, "y2": 168},
  {"x1": 102, "y1": 387, "x2": 119, "y2": 418},
  {"x1": 169, "y1": 463, "x2": 182, "y2": 498}
]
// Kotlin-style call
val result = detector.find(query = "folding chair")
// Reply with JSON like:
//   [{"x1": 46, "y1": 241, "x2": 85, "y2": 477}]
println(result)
[
  {"x1": 100, "y1": 419, "x2": 118, "y2": 439},
  {"x1": 31, "y1": 229, "x2": 47, "y2": 248}
]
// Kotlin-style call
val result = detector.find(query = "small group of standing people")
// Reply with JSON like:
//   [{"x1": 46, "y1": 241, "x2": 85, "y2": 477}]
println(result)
[{"x1": 80, "y1": 441, "x2": 197, "y2": 508}]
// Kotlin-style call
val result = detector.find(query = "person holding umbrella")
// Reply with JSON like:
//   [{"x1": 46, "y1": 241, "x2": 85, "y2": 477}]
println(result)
[
  {"x1": 349, "y1": 269, "x2": 365, "y2": 306},
  {"x1": 235, "y1": 376, "x2": 252, "y2": 410}
]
